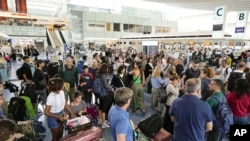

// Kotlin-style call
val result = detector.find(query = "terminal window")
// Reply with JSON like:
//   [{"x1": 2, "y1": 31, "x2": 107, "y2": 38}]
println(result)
[{"x1": 113, "y1": 23, "x2": 120, "y2": 31}]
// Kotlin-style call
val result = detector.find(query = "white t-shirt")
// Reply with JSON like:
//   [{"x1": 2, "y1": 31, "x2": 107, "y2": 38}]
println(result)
[{"x1": 46, "y1": 90, "x2": 66, "y2": 113}]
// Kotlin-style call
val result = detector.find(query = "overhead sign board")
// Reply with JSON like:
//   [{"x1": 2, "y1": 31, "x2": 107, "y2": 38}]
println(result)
[
  {"x1": 234, "y1": 11, "x2": 248, "y2": 38},
  {"x1": 212, "y1": 6, "x2": 227, "y2": 38}
]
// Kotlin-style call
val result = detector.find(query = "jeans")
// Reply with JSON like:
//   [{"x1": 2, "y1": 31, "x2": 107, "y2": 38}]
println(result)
[{"x1": 234, "y1": 116, "x2": 248, "y2": 125}]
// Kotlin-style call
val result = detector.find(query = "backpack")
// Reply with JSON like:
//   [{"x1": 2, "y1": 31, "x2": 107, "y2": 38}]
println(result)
[
  {"x1": 19, "y1": 83, "x2": 37, "y2": 103},
  {"x1": 19, "y1": 96, "x2": 35, "y2": 119},
  {"x1": 136, "y1": 114, "x2": 163, "y2": 138},
  {"x1": 212, "y1": 96, "x2": 233, "y2": 133},
  {"x1": 4, "y1": 81, "x2": 19, "y2": 93},
  {"x1": 8, "y1": 97, "x2": 27, "y2": 121},
  {"x1": 16, "y1": 120, "x2": 37, "y2": 141},
  {"x1": 92, "y1": 77, "x2": 106, "y2": 98},
  {"x1": 227, "y1": 72, "x2": 243, "y2": 92},
  {"x1": 77, "y1": 60, "x2": 84, "y2": 74},
  {"x1": 16, "y1": 66, "x2": 24, "y2": 80}
]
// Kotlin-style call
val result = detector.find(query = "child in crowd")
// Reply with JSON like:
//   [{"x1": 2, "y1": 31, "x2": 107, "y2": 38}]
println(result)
[
  {"x1": 78, "y1": 77, "x2": 90, "y2": 103},
  {"x1": 70, "y1": 91, "x2": 87, "y2": 116},
  {"x1": 45, "y1": 78, "x2": 76, "y2": 141}
]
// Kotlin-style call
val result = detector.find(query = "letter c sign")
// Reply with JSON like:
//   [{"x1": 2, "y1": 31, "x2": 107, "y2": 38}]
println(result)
[{"x1": 217, "y1": 8, "x2": 223, "y2": 16}]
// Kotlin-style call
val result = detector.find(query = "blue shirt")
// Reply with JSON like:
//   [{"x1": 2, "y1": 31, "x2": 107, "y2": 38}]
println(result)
[
  {"x1": 108, "y1": 105, "x2": 133, "y2": 141},
  {"x1": 151, "y1": 77, "x2": 170, "y2": 89},
  {"x1": 169, "y1": 94, "x2": 214, "y2": 141}
]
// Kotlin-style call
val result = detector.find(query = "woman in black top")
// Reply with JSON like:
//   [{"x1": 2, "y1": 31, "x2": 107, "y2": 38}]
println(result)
[
  {"x1": 144, "y1": 58, "x2": 154, "y2": 79},
  {"x1": 111, "y1": 65, "x2": 127, "y2": 90}
]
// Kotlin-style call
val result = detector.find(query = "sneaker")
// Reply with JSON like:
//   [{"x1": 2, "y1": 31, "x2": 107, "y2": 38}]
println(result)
[
  {"x1": 101, "y1": 122, "x2": 110, "y2": 128},
  {"x1": 97, "y1": 119, "x2": 102, "y2": 125},
  {"x1": 105, "y1": 121, "x2": 110, "y2": 125}
]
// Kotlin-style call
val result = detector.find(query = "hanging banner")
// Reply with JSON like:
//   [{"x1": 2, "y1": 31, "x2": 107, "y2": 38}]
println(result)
[
  {"x1": 212, "y1": 6, "x2": 227, "y2": 38},
  {"x1": 234, "y1": 11, "x2": 248, "y2": 38}
]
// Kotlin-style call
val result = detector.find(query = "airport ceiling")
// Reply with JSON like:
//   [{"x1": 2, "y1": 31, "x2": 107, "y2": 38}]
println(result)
[{"x1": 144, "y1": 0, "x2": 250, "y2": 11}]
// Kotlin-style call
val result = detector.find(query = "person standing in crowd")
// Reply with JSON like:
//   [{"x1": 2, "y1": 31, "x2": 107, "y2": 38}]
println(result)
[
  {"x1": 113, "y1": 57, "x2": 121, "y2": 76},
  {"x1": 45, "y1": 78, "x2": 76, "y2": 141},
  {"x1": 129, "y1": 62, "x2": 146, "y2": 115},
  {"x1": 226, "y1": 54, "x2": 232, "y2": 67},
  {"x1": 151, "y1": 66, "x2": 170, "y2": 111},
  {"x1": 141, "y1": 54, "x2": 147, "y2": 72},
  {"x1": 226, "y1": 79, "x2": 250, "y2": 125},
  {"x1": 108, "y1": 87, "x2": 133, "y2": 141},
  {"x1": 96, "y1": 63, "x2": 113, "y2": 128},
  {"x1": 0, "y1": 119, "x2": 24, "y2": 141},
  {"x1": 70, "y1": 91, "x2": 87, "y2": 116},
  {"x1": 227, "y1": 61, "x2": 246, "y2": 93},
  {"x1": 166, "y1": 58, "x2": 178, "y2": 76},
  {"x1": 169, "y1": 78, "x2": 214, "y2": 141},
  {"x1": 200, "y1": 67, "x2": 215, "y2": 101},
  {"x1": 93, "y1": 53, "x2": 101, "y2": 65},
  {"x1": 79, "y1": 66, "x2": 94, "y2": 104},
  {"x1": 89, "y1": 60, "x2": 99, "y2": 79},
  {"x1": 144, "y1": 58, "x2": 154, "y2": 79},
  {"x1": 176, "y1": 57, "x2": 184, "y2": 77},
  {"x1": 181, "y1": 60, "x2": 200, "y2": 95},
  {"x1": 78, "y1": 77, "x2": 88, "y2": 101},
  {"x1": 217, "y1": 59, "x2": 232, "y2": 83},
  {"x1": 163, "y1": 75, "x2": 180, "y2": 134},
  {"x1": 111, "y1": 65, "x2": 127, "y2": 90},
  {"x1": 206, "y1": 79, "x2": 226, "y2": 141},
  {"x1": 59, "y1": 56, "x2": 78, "y2": 102},
  {"x1": 33, "y1": 60, "x2": 47, "y2": 104},
  {"x1": 22, "y1": 56, "x2": 33, "y2": 82}
]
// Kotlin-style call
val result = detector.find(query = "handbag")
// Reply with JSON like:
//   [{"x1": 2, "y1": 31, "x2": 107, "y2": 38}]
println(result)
[
  {"x1": 136, "y1": 114, "x2": 163, "y2": 138},
  {"x1": 38, "y1": 78, "x2": 46, "y2": 86},
  {"x1": 67, "y1": 114, "x2": 92, "y2": 135}
]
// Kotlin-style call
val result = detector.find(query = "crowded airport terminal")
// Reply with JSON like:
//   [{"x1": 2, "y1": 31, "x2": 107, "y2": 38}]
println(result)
[{"x1": 0, "y1": 0, "x2": 250, "y2": 141}]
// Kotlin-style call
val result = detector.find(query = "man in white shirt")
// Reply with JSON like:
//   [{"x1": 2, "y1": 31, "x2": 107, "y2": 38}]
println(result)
[{"x1": 217, "y1": 60, "x2": 232, "y2": 83}]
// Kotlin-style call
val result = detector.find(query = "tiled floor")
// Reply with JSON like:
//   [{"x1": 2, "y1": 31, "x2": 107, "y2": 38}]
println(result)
[{"x1": 2, "y1": 58, "x2": 230, "y2": 141}]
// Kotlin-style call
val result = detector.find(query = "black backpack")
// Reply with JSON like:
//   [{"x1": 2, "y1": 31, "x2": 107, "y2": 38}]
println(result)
[
  {"x1": 136, "y1": 114, "x2": 163, "y2": 138},
  {"x1": 16, "y1": 66, "x2": 24, "y2": 80},
  {"x1": 227, "y1": 72, "x2": 243, "y2": 92},
  {"x1": 19, "y1": 83, "x2": 37, "y2": 103},
  {"x1": 8, "y1": 97, "x2": 27, "y2": 121}
]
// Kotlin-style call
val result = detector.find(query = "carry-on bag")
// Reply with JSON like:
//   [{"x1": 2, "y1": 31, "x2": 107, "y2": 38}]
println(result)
[{"x1": 67, "y1": 114, "x2": 92, "y2": 135}]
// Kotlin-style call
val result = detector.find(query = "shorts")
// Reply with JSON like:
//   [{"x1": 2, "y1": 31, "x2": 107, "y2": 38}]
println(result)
[
  {"x1": 99, "y1": 95, "x2": 113, "y2": 113},
  {"x1": 47, "y1": 111, "x2": 64, "y2": 129}
]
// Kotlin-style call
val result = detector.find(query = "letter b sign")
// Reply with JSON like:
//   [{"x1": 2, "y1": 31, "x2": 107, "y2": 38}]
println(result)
[{"x1": 239, "y1": 13, "x2": 245, "y2": 21}]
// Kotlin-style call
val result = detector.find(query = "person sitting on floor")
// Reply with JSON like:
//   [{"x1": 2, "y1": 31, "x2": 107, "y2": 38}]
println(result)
[{"x1": 70, "y1": 91, "x2": 87, "y2": 116}]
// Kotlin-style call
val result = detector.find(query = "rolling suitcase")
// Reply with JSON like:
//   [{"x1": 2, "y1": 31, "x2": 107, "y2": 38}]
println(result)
[
  {"x1": 86, "y1": 104, "x2": 98, "y2": 122},
  {"x1": 61, "y1": 126, "x2": 102, "y2": 141}
]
